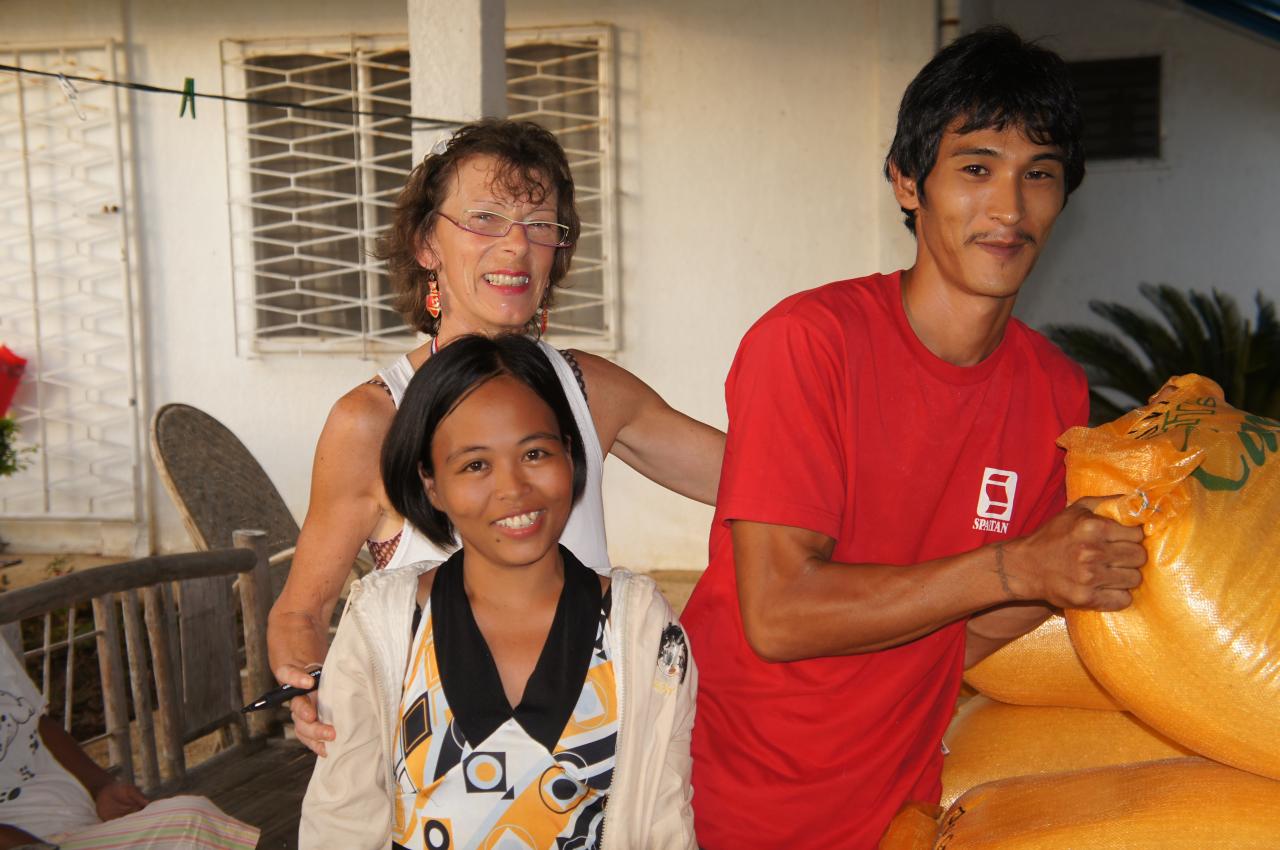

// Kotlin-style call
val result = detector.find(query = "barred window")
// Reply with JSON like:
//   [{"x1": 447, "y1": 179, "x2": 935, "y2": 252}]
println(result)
[
  {"x1": 0, "y1": 40, "x2": 148, "y2": 528},
  {"x1": 506, "y1": 27, "x2": 618, "y2": 350},
  {"x1": 221, "y1": 27, "x2": 617, "y2": 356},
  {"x1": 1068, "y1": 56, "x2": 1161, "y2": 161}
]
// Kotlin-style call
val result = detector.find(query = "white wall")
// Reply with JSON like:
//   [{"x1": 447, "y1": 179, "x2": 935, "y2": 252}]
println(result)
[
  {"x1": 968, "y1": 1, "x2": 1280, "y2": 336},
  {"x1": 3, "y1": 0, "x2": 936, "y2": 567}
]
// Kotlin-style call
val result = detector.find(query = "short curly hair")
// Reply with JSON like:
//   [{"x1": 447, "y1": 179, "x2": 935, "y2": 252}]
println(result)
[{"x1": 378, "y1": 119, "x2": 580, "y2": 335}]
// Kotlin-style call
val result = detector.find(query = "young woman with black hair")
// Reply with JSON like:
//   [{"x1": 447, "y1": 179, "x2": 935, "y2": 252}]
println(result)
[
  {"x1": 268, "y1": 120, "x2": 722, "y2": 756},
  {"x1": 299, "y1": 334, "x2": 696, "y2": 850}
]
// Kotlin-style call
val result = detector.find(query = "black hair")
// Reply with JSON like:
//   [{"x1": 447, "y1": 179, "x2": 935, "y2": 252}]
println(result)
[
  {"x1": 381, "y1": 333, "x2": 587, "y2": 548},
  {"x1": 884, "y1": 25, "x2": 1085, "y2": 234}
]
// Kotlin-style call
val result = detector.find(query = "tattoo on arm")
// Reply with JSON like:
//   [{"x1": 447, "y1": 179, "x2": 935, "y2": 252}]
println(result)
[{"x1": 994, "y1": 542, "x2": 1015, "y2": 599}]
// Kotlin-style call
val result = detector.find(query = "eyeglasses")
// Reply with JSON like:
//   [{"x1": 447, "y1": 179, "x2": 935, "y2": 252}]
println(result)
[{"x1": 436, "y1": 209, "x2": 573, "y2": 248}]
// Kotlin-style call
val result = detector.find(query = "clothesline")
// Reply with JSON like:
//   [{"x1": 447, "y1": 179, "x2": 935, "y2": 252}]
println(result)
[{"x1": 0, "y1": 62, "x2": 463, "y2": 126}]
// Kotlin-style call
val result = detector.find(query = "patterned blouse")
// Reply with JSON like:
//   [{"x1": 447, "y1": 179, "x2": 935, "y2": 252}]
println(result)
[{"x1": 392, "y1": 548, "x2": 617, "y2": 850}]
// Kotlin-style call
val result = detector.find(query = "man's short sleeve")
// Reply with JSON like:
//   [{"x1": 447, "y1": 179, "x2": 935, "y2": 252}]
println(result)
[{"x1": 716, "y1": 312, "x2": 848, "y2": 541}]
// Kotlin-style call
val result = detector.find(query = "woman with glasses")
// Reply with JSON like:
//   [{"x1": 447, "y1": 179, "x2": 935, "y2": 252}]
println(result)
[{"x1": 267, "y1": 119, "x2": 723, "y2": 755}]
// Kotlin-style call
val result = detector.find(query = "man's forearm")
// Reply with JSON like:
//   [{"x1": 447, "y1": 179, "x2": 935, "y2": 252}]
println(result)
[
  {"x1": 964, "y1": 601, "x2": 1054, "y2": 668},
  {"x1": 736, "y1": 502, "x2": 1146, "y2": 664},
  {"x1": 736, "y1": 523, "x2": 1011, "y2": 662}
]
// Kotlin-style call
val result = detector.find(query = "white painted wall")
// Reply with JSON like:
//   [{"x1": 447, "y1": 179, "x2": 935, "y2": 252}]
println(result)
[
  {"x1": 966, "y1": 1, "x2": 1280, "y2": 337},
  {"x1": 2, "y1": 0, "x2": 936, "y2": 568}
]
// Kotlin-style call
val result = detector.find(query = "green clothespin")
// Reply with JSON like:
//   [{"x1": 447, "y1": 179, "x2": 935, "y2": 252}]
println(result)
[{"x1": 179, "y1": 77, "x2": 196, "y2": 118}]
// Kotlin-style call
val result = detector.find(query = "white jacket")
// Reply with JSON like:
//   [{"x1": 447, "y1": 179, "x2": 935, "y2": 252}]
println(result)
[{"x1": 300, "y1": 561, "x2": 697, "y2": 849}]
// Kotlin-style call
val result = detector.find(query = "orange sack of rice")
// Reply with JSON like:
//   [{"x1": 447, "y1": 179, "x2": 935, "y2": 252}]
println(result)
[
  {"x1": 939, "y1": 696, "x2": 1191, "y2": 807},
  {"x1": 934, "y1": 758, "x2": 1280, "y2": 849},
  {"x1": 962, "y1": 614, "x2": 1118, "y2": 710},
  {"x1": 1059, "y1": 374, "x2": 1280, "y2": 779},
  {"x1": 877, "y1": 802, "x2": 942, "y2": 850}
]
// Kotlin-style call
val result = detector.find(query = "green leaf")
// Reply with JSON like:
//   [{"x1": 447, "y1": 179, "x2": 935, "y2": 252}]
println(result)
[
  {"x1": 1087, "y1": 300, "x2": 1181, "y2": 381},
  {"x1": 1043, "y1": 326, "x2": 1149, "y2": 400},
  {"x1": 1141, "y1": 283, "x2": 1207, "y2": 368},
  {"x1": 1041, "y1": 286, "x2": 1280, "y2": 424}
]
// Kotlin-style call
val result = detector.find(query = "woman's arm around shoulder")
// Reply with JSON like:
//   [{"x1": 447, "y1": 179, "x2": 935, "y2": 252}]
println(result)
[
  {"x1": 570, "y1": 351, "x2": 724, "y2": 506},
  {"x1": 268, "y1": 384, "x2": 394, "y2": 751},
  {"x1": 299, "y1": 600, "x2": 393, "y2": 850}
]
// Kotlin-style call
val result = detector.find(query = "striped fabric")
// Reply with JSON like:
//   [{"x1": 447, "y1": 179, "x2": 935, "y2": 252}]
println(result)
[{"x1": 49, "y1": 795, "x2": 259, "y2": 850}]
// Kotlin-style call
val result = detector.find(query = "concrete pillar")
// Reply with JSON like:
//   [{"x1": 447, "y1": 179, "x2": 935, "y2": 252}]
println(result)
[{"x1": 407, "y1": 0, "x2": 507, "y2": 160}]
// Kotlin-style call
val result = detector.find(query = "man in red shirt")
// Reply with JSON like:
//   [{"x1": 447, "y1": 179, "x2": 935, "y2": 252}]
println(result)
[{"x1": 681, "y1": 27, "x2": 1148, "y2": 849}]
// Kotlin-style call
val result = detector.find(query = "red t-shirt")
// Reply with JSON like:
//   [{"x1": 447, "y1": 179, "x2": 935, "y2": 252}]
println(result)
[{"x1": 682, "y1": 272, "x2": 1088, "y2": 849}]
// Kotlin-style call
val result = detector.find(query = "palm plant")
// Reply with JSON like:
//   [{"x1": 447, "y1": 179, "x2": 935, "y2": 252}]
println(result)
[{"x1": 1043, "y1": 284, "x2": 1280, "y2": 425}]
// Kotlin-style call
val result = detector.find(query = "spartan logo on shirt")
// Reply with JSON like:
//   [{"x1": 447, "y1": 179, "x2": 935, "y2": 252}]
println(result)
[{"x1": 972, "y1": 467, "x2": 1018, "y2": 534}]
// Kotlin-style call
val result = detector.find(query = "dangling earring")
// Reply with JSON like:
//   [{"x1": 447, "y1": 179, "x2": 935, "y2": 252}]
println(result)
[
  {"x1": 538, "y1": 290, "x2": 550, "y2": 337},
  {"x1": 426, "y1": 271, "x2": 442, "y2": 320}
]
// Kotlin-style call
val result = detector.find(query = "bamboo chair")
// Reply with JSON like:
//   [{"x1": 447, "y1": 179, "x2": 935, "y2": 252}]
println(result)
[{"x1": 0, "y1": 537, "x2": 313, "y2": 846}]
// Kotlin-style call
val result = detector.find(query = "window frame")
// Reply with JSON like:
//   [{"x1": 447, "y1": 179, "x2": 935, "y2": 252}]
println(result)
[
  {"x1": 1066, "y1": 53, "x2": 1168, "y2": 173},
  {"x1": 506, "y1": 24, "x2": 620, "y2": 353},
  {"x1": 220, "y1": 34, "x2": 416, "y2": 358}
]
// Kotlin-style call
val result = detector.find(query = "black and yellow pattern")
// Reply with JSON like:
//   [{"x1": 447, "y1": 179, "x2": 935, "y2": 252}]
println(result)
[{"x1": 392, "y1": 601, "x2": 617, "y2": 850}]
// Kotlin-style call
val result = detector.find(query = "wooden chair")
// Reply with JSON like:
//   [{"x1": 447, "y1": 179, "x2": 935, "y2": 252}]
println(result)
[
  {"x1": 150, "y1": 403, "x2": 312, "y2": 757},
  {"x1": 0, "y1": 534, "x2": 313, "y2": 847}
]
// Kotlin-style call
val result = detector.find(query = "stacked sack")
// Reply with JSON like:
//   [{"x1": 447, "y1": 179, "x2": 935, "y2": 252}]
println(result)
[{"x1": 881, "y1": 375, "x2": 1280, "y2": 849}]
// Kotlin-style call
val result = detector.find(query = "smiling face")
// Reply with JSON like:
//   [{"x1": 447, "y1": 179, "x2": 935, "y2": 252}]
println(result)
[
  {"x1": 894, "y1": 121, "x2": 1067, "y2": 303},
  {"x1": 415, "y1": 154, "x2": 560, "y2": 339},
  {"x1": 423, "y1": 374, "x2": 574, "y2": 571}
]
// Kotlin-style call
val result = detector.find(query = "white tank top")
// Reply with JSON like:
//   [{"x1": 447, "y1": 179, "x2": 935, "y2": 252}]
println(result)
[{"x1": 373, "y1": 340, "x2": 611, "y2": 574}]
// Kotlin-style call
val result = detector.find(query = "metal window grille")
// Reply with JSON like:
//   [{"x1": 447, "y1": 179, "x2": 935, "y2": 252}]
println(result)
[
  {"x1": 222, "y1": 26, "x2": 618, "y2": 356},
  {"x1": 0, "y1": 41, "x2": 148, "y2": 530},
  {"x1": 507, "y1": 26, "x2": 618, "y2": 351},
  {"x1": 1068, "y1": 57, "x2": 1162, "y2": 161},
  {"x1": 221, "y1": 36, "x2": 415, "y2": 357}
]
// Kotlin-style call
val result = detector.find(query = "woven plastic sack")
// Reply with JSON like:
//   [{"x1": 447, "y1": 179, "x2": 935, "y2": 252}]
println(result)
[
  {"x1": 935, "y1": 758, "x2": 1280, "y2": 849},
  {"x1": 940, "y1": 696, "x2": 1190, "y2": 807},
  {"x1": 878, "y1": 802, "x2": 942, "y2": 850},
  {"x1": 1059, "y1": 374, "x2": 1280, "y2": 779},
  {"x1": 963, "y1": 615, "x2": 1118, "y2": 710}
]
